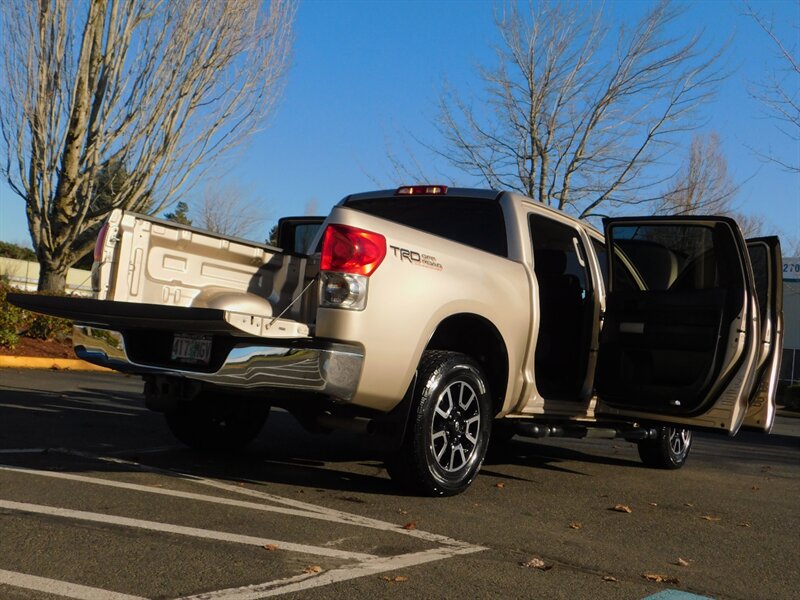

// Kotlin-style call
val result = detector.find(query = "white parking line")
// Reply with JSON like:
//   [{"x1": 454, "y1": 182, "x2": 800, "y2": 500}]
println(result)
[
  {"x1": 178, "y1": 545, "x2": 485, "y2": 599},
  {"x1": 0, "y1": 568, "x2": 146, "y2": 600},
  {"x1": 0, "y1": 449, "x2": 488, "y2": 599},
  {"x1": 51, "y1": 448, "x2": 477, "y2": 548},
  {"x1": 0, "y1": 499, "x2": 376, "y2": 561}
]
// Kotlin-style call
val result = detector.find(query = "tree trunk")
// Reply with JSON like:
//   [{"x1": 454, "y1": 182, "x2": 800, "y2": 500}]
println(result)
[{"x1": 37, "y1": 262, "x2": 68, "y2": 293}]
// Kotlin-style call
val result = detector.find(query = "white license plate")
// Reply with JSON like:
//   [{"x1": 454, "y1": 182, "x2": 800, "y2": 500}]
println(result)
[{"x1": 171, "y1": 334, "x2": 212, "y2": 365}]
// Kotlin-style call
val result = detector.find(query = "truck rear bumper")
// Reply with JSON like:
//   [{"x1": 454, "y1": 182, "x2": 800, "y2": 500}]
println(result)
[{"x1": 73, "y1": 326, "x2": 364, "y2": 402}]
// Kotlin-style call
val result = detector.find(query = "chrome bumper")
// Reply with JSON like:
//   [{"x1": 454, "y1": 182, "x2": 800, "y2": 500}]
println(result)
[{"x1": 73, "y1": 326, "x2": 364, "y2": 403}]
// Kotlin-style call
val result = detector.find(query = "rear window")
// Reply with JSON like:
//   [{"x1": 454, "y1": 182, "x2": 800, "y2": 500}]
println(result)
[{"x1": 343, "y1": 196, "x2": 507, "y2": 257}]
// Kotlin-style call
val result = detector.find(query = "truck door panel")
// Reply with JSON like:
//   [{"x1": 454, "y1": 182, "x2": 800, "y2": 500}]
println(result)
[{"x1": 596, "y1": 217, "x2": 760, "y2": 434}]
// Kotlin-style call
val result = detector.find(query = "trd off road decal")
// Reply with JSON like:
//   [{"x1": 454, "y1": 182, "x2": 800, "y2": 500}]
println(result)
[{"x1": 389, "y1": 245, "x2": 443, "y2": 271}]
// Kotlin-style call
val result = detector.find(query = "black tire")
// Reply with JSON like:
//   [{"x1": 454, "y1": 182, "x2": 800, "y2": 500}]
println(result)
[
  {"x1": 387, "y1": 350, "x2": 492, "y2": 496},
  {"x1": 637, "y1": 426, "x2": 692, "y2": 469},
  {"x1": 165, "y1": 395, "x2": 269, "y2": 451}
]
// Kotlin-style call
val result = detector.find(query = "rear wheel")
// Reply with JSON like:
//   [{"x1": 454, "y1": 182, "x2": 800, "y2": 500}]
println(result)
[
  {"x1": 165, "y1": 395, "x2": 269, "y2": 451},
  {"x1": 637, "y1": 426, "x2": 692, "y2": 469},
  {"x1": 387, "y1": 351, "x2": 492, "y2": 496}
]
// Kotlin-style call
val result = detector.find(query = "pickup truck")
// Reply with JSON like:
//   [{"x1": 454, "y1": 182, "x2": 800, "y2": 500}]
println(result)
[{"x1": 11, "y1": 185, "x2": 784, "y2": 496}]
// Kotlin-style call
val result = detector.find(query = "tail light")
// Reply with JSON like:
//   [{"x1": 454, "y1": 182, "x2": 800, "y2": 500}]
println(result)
[
  {"x1": 93, "y1": 223, "x2": 110, "y2": 262},
  {"x1": 320, "y1": 224, "x2": 386, "y2": 276},
  {"x1": 319, "y1": 224, "x2": 386, "y2": 311}
]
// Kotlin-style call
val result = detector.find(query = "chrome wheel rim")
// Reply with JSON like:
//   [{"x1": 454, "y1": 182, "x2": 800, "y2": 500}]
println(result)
[
  {"x1": 668, "y1": 428, "x2": 691, "y2": 457},
  {"x1": 430, "y1": 380, "x2": 481, "y2": 472}
]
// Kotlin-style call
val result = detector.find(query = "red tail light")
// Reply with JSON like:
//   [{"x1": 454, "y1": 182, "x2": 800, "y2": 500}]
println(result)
[
  {"x1": 93, "y1": 224, "x2": 109, "y2": 262},
  {"x1": 320, "y1": 224, "x2": 386, "y2": 276}
]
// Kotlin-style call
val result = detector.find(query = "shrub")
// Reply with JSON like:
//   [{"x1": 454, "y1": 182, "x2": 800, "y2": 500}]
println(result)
[
  {"x1": 25, "y1": 312, "x2": 73, "y2": 341},
  {"x1": 0, "y1": 279, "x2": 26, "y2": 348}
]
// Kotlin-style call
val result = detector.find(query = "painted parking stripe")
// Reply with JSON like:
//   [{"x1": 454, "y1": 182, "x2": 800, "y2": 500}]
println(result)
[
  {"x1": 178, "y1": 546, "x2": 485, "y2": 600},
  {"x1": 50, "y1": 448, "x2": 479, "y2": 548},
  {"x1": 0, "y1": 499, "x2": 376, "y2": 561},
  {"x1": 0, "y1": 568, "x2": 146, "y2": 600}
]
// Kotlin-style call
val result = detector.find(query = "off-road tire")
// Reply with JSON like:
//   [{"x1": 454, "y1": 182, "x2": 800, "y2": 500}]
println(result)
[
  {"x1": 637, "y1": 426, "x2": 692, "y2": 469},
  {"x1": 387, "y1": 350, "x2": 492, "y2": 496}
]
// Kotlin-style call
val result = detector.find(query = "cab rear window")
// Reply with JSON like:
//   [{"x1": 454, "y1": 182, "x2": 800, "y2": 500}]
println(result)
[{"x1": 343, "y1": 196, "x2": 507, "y2": 257}]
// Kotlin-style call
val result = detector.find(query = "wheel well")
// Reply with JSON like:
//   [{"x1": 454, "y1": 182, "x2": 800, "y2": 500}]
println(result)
[{"x1": 426, "y1": 314, "x2": 509, "y2": 416}]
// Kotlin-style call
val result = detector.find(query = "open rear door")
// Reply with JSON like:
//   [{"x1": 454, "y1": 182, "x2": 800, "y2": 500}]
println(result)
[
  {"x1": 595, "y1": 217, "x2": 760, "y2": 435},
  {"x1": 742, "y1": 236, "x2": 784, "y2": 432}
]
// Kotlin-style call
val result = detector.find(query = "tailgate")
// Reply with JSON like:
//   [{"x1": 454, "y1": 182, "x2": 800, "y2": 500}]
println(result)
[{"x1": 8, "y1": 294, "x2": 309, "y2": 338}]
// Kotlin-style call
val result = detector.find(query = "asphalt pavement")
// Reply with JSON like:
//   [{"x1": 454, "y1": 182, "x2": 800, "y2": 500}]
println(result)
[{"x1": 0, "y1": 369, "x2": 798, "y2": 600}]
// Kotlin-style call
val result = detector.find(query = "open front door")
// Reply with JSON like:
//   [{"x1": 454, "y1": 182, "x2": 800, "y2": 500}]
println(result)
[
  {"x1": 595, "y1": 217, "x2": 761, "y2": 435},
  {"x1": 742, "y1": 237, "x2": 784, "y2": 432}
]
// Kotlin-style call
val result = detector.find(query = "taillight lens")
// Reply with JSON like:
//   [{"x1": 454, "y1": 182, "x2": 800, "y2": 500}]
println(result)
[
  {"x1": 320, "y1": 224, "x2": 386, "y2": 276},
  {"x1": 93, "y1": 224, "x2": 109, "y2": 262}
]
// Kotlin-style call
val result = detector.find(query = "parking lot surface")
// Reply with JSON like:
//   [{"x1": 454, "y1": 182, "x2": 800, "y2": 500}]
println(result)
[{"x1": 1, "y1": 370, "x2": 798, "y2": 599}]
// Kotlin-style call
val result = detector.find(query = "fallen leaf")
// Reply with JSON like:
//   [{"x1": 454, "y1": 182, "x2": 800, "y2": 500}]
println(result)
[
  {"x1": 751, "y1": 486, "x2": 760, "y2": 491},
  {"x1": 569, "y1": 522, "x2": 582, "y2": 530},
  {"x1": 675, "y1": 557, "x2": 690, "y2": 567},
  {"x1": 700, "y1": 515, "x2": 721, "y2": 521},
  {"x1": 495, "y1": 482, "x2": 506, "y2": 489},
  {"x1": 520, "y1": 557, "x2": 552, "y2": 571},
  {"x1": 612, "y1": 444, "x2": 621, "y2": 449},
  {"x1": 684, "y1": 502, "x2": 694, "y2": 507},
  {"x1": 397, "y1": 509, "x2": 409, "y2": 516},
  {"x1": 263, "y1": 544, "x2": 278, "y2": 551},
  {"x1": 303, "y1": 565, "x2": 323, "y2": 574},
  {"x1": 380, "y1": 575, "x2": 408, "y2": 583},
  {"x1": 611, "y1": 504, "x2": 633, "y2": 513},
  {"x1": 649, "y1": 502, "x2": 658, "y2": 507},
  {"x1": 602, "y1": 575, "x2": 618, "y2": 582},
  {"x1": 739, "y1": 522, "x2": 752, "y2": 528},
  {"x1": 642, "y1": 573, "x2": 680, "y2": 585},
  {"x1": 401, "y1": 521, "x2": 417, "y2": 530}
]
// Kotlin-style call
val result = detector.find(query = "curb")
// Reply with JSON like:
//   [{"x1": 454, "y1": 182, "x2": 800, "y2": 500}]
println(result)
[{"x1": 0, "y1": 356, "x2": 112, "y2": 372}]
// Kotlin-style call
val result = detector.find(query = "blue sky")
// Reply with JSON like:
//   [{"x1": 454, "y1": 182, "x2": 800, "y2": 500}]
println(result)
[{"x1": 1, "y1": 0, "x2": 798, "y2": 250}]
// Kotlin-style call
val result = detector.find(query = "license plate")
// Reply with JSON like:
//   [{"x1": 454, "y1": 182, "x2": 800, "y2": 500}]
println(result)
[{"x1": 171, "y1": 333, "x2": 212, "y2": 365}]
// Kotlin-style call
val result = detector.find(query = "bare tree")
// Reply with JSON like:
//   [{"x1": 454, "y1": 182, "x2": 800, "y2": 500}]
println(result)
[
  {"x1": 193, "y1": 183, "x2": 269, "y2": 239},
  {"x1": 657, "y1": 132, "x2": 764, "y2": 236},
  {"x1": 432, "y1": 0, "x2": 726, "y2": 219},
  {"x1": 657, "y1": 133, "x2": 738, "y2": 215},
  {"x1": 0, "y1": 0, "x2": 294, "y2": 291},
  {"x1": 743, "y1": 1, "x2": 799, "y2": 172}
]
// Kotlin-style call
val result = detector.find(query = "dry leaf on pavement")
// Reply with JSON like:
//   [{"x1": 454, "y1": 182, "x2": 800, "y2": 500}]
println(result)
[
  {"x1": 611, "y1": 504, "x2": 633, "y2": 513},
  {"x1": 569, "y1": 522, "x2": 582, "y2": 530},
  {"x1": 684, "y1": 502, "x2": 694, "y2": 507},
  {"x1": 602, "y1": 576, "x2": 618, "y2": 582},
  {"x1": 700, "y1": 515, "x2": 721, "y2": 521},
  {"x1": 520, "y1": 557, "x2": 552, "y2": 571},
  {"x1": 303, "y1": 565, "x2": 323, "y2": 574},
  {"x1": 263, "y1": 544, "x2": 278, "y2": 551},
  {"x1": 649, "y1": 502, "x2": 658, "y2": 507},
  {"x1": 495, "y1": 482, "x2": 506, "y2": 489},
  {"x1": 380, "y1": 575, "x2": 408, "y2": 583},
  {"x1": 739, "y1": 522, "x2": 752, "y2": 528},
  {"x1": 642, "y1": 573, "x2": 680, "y2": 584},
  {"x1": 401, "y1": 521, "x2": 417, "y2": 530},
  {"x1": 675, "y1": 557, "x2": 690, "y2": 567}
]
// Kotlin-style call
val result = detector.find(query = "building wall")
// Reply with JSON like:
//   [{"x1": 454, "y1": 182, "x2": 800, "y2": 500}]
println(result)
[
  {"x1": 781, "y1": 257, "x2": 800, "y2": 384},
  {"x1": 0, "y1": 257, "x2": 92, "y2": 296}
]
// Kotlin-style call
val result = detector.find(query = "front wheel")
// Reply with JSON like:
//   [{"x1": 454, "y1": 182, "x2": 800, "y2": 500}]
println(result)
[
  {"x1": 637, "y1": 426, "x2": 692, "y2": 469},
  {"x1": 165, "y1": 395, "x2": 269, "y2": 451},
  {"x1": 387, "y1": 351, "x2": 492, "y2": 496}
]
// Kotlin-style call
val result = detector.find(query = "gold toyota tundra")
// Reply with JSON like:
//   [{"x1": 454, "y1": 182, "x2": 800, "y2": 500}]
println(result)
[{"x1": 11, "y1": 185, "x2": 784, "y2": 496}]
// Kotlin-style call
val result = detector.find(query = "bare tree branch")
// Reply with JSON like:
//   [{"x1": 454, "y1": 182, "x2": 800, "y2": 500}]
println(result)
[
  {"x1": 743, "y1": 0, "x2": 800, "y2": 173},
  {"x1": 0, "y1": 0, "x2": 294, "y2": 291},
  {"x1": 426, "y1": 0, "x2": 727, "y2": 219}
]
